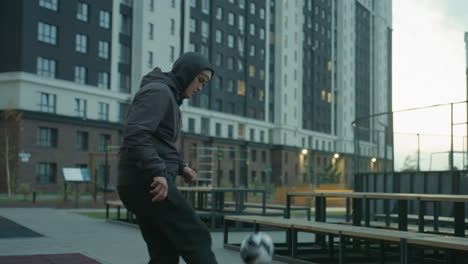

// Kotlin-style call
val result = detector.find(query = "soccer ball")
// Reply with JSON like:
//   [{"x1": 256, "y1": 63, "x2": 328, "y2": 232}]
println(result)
[{"x1": 240, "y1": 232, "x2": 274, "y2": 264}]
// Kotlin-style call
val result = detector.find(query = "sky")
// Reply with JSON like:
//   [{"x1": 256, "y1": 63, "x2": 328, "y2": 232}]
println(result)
[{"x1": 392, "y1": 0, "x2": 468, "y2": 170}]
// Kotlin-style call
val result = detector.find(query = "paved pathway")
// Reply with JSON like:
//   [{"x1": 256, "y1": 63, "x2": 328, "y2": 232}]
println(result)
[{"x1": 0, "y1": 208, "x2": 288, "y2": 264}]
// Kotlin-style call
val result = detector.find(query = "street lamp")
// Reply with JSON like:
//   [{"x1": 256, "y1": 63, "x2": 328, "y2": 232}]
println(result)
[
  {"x1": 371, "y1": 157, "x2": 377, "y2": 163},
  {"x1": 333, "y1": 153, "x2": 340, "y2": 159},
  {"x1": 302, "y1": 148, "x2": 308, "y2": 155}
]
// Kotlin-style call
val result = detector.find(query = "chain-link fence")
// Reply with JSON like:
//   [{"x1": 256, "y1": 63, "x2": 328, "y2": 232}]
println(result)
[{"x1": 353, "y1": 100, "x2": 468, "y2": 173}]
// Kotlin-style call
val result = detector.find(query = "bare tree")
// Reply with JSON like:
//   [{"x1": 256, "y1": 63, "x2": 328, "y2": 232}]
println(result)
[{"x1": 0, "y1": 109, "x2": 21, "y2": 197}]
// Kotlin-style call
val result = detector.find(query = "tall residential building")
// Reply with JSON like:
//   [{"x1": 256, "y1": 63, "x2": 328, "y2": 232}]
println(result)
[{"x1": 0, "y1": 0, "x2": 392, "y2": 192}]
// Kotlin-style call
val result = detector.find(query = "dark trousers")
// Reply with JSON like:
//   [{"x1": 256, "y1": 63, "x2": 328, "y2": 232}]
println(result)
[{"x1": 117, "y1": 180, "x2": 218, "y2": 264}]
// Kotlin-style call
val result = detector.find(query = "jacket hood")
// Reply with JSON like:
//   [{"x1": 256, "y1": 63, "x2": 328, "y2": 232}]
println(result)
[
  {"x1": 140, "y1": 68, "x2": 184, "y2": 105},
  {"x1": 140, "y1": 53, "x2": 214, "y2": 105},
  {"x1": 171, "y1": 52, "x2": 214, "y2": 93}
]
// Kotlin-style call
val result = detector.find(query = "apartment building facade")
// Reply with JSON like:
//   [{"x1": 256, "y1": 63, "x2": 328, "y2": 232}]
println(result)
[{"x1": 0, "y1": 0, "x2": 392, "y2": 192}]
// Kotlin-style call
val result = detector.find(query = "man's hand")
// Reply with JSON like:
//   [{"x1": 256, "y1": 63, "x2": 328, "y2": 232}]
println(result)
[
  {"x1": 149, "y1": 176, "x2": 168, "y2": 202},
  {"x1": 182, "y1": 167, "x2": 197, "y2": 184}
]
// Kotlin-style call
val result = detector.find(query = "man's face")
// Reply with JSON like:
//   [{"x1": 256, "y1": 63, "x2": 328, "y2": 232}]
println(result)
[{"x1": 183, "y1": 70, "x2": 212, "y2": 99}]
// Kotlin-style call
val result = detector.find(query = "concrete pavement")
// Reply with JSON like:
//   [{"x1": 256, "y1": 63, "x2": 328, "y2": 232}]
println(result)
[{"x1": 0, "y1": 208, "x2": 289, "y2": 264}]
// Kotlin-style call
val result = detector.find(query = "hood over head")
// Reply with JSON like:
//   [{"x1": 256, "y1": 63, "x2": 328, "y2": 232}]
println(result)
[
  {"x1": 171, "y1": 52, "x2": 214, "y2": 92},
  {"x1": 139, "y1": 52, "x2": 213, "y2": 105}
]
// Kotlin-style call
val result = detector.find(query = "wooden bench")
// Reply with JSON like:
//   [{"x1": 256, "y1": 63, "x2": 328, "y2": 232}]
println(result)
[
  {"x1": 224, "y1": 215, "x2": 468, "y2": 264},
  {"x1": 374, "y1": 213, "x2": 468, "y2": 228},
  {"x1": 223, "y1": 201, "x2": 311, "y2": 219},
  {"x1": 105, "y1": 200, "x2": 134, "y2": 221}
]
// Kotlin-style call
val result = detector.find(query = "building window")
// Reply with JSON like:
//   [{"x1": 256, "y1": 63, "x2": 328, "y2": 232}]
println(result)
[
  {"x1": 249, "y1": 24, "x2": 255, "y2": 36},
  {"x1": 38, "y1": 92, "x2": 56, "y2": 113},
  {"x1": 215, "y1": 123, "x2": 222, "y2": 137},
  {"x1": 119, "y1": 43, "x2": 130, "y2": 64},
  {"x1": 237, "y1": 80, "x2": 246, "y2": 96},
  {"x1": 190, "y1": 18, "x2": 196, "y2": 33},
  {"x1": 200, "y1": 94, "x2": 209, "y2": 109},
  {"x1": 74, "y1": 66, "x2": 87, "y2": 84},
  {"x1": 98, "y1": 72, "x2": 109, "y2": 89},
  {"x1": 201, "y1": 0, "x2": 209, "y2": 14},
  {"x1": 250, "y1": 2, "x2": 255, "y2": 15},
  {"x1": 238, "y1": 38, "x2": 244, "y2": 55},
  {"x1": 150, "y1": 0, "x2": 154, "y2": 11},
  {"x1": 37, "y1": 127, "x2": 57, "y2": 147},
  {"x1": 148, "y1": 23, "x2": 154, "y2": 40},
  {"x1": 37, "y1": 22, "x2": 57, "y2": 45},
  {"x1": 260, "y1": 131, "x2": 265, "y2": 143},
  {"x1": 260, "y1": 8, "x2": 265, "y2": 19},
  {"x1": 76, "y1": 131, "x2": 88, "y2": 150},
  {"x1": 214, "y1": 99, "x2": 222, "y2": 111},
  {"x1": 227, "y1": 57, "x2": 234, "y2": 70},
  {"x1": 188, "y1": 118, "x2": 195, "y2": 132},
  {"x1": 120, "y1": 14, "x2": 132, "y2": 35},
  {"x1": 227, "y1": 34, "x2": 234, "y2": 48},
  {"x1": 227, "y1": 80, "x2": 234, "y2": 92},
  {"x1": 119, "y1": 73, "x2": 130, "y2": 93},
  {"x1": 76, "y1": 2, "x2": 88, "y2": 22},
  {"x1": 215, "y1": 30, "x2": 222, "y2": 43},
  {"x1": 260, "y1": 28, "x2": 265, "y2": 40},
  {"x1": 227, "y1": 102, "x2": 235, "y2": 114},
  {"x1": 250, "y1": 129, "x2": 255, "y2": 141},
  {"x1": 36, "y1": 162, "x2": 57, "y2": 184},
  {"x1": 99, "y1": 134, "x2": 111, "y2": 152},
  {"x1": 36, "y1": 57, "x2": 56, "y2": 78},
  {"x1": 148, "y1": 51, "x2": 153, "y2": 68},
  {"x1": 190, "y1": 0, "x2": 196, "y2": 8},
  {"x1": 200, "y1": 44, "x2": 209, "y2": 57},
  {"x1": 201, "y1": 117, "x2": 210, "y2": 135},
  {"x1": 170, "y1": 46, "x2": 175, "y2": 62},
  {"x1": 214, "y1": 75, "x2": 222, "y2": 90},
  {"x1": 238, "y1": 15, "x2": 244, "y2": 34},
  {"x1": 99, "y1": 10, "x2": 110, "y2": 28},
  {"x1": 75, "y1": 34, "x2": 87, "y2": 53},
  {"x1": 249, "y1": 45, "x2": 255, "y2": 56},
  {"x1": 228, "y1": 125, "x2": 234, "y2": 138},
  {"x1": 170, "y1": 19, "x2": 175, "y2": 35},
  {"x1": 98, "y1": 41, "x2": 109, "y2": 59},
  {"x1": 249, "y1": 65, "x2": 256, "y2": 78},
  {"x1": 239, "y1": 0, "x2": 245, "y2": 9},
  {"x1": 201, "y1": 21, "x2": 209, "y2": 41},
  {"x1": 261, "y1": 150, "x2": 266, "y2": 163},
  {"x1": 259, "y1": 70, "x2": 265, "y2": 81},
  {"x1": 215, "y1": 52, "x2": 223, "y2": 66},
  {"x1": 216, "y1": 7, "x2": 223, "y2": 20},
  {"x1": 75, "y1": 98, "x2": 87, "y2": 118},
  {"x1": 238, "y1": 124, "x2": 245, "y2": 139},
  {"x1": 39, "y1": 0, "x2": 58, "y2": 11},
  {"x1": 98, "y1": 102, "x2": 109, "y2": 121},
  {"x1": 171, "y1": 0, "x2": 175, "y2": 8},
  {"x1": 228, "y1": 12, "x2": 234, "y2": 26}
]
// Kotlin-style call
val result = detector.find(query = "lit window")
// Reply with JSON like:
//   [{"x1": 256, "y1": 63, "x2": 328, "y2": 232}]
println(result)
[
  {"x1": 249, "y1": 65, "x2": 256, "y2": 78},
  {"x1": 237, "y1": 80, "x2": 246, "y2": 96}
]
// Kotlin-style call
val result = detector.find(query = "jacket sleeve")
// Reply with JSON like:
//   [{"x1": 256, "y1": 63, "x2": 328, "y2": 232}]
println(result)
[
  {"x1": 123, "y1": 85, "x2": 171, "y2": 180},
  {"x1": 178, "y1": 155, "x2": 188, "y2": 175}
]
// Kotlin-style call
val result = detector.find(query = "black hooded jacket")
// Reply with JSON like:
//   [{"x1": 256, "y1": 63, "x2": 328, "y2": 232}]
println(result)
[{"x1": 118, "y1": 52, "x2": 214, "y2": 185}]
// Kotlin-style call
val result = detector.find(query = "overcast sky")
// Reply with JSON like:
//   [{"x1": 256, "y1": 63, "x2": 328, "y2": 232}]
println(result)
[{"x1": 391, "y1": 0, "x2": 468, "y2": 169}]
